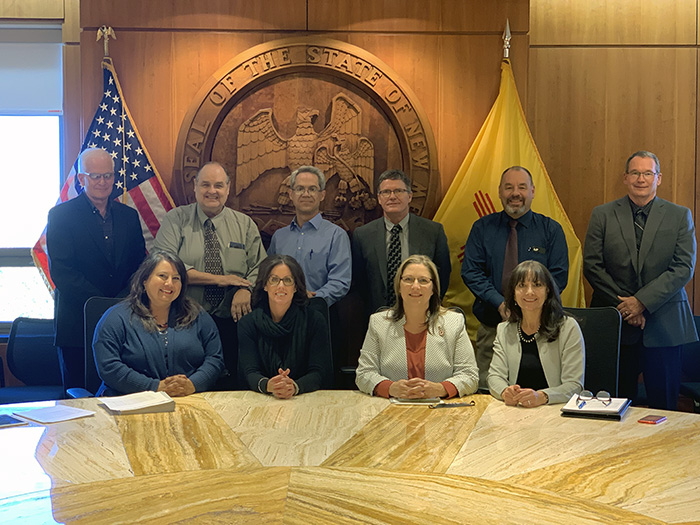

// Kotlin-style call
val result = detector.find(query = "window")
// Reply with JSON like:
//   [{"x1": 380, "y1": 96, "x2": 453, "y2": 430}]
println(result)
[{"x1": 0, "y1": 30, "x2": 63, "y2": 328}]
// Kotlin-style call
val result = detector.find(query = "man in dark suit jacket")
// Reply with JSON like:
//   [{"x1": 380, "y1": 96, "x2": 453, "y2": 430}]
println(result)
[
  {"x1": 352, "y1": 169, "x2": 451, "y2": 315},
  {"x1": 584, "y1": 150, "x2": 697, "y2": 410},
  {"x1": 47, "y1": 148, "x2": 145, "y2": 391}
]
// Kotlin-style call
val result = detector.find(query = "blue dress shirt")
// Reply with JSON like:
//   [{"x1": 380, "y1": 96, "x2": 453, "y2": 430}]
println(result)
[
  {"x1": 268, "y1": 213, "x2": 352, "y2": 306},
  {"x1": 461, "y1": 210, "x2": 569, "y2": 326}
]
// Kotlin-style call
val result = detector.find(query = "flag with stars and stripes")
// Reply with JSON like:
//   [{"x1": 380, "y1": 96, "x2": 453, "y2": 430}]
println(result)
[{"x1": 32, "y1": 57, "x2": 174, "y2": 290}]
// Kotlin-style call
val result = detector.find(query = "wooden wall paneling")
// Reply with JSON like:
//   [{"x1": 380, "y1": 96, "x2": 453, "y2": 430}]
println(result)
[
  {"x1": 62, "y1": 0, "x2": 80, "y2": 43},
  {"x1": 63, "y1": 45, "x2": 82, "y2": 182},
  {"x1": 438, "y1": 35, "x2": 529, "y2": 198},
  {"x1": 603, "y1": 49, "x2": 696, "y2": 211},
  {"x1": 0, "y1": 0, "x2": 63, "y2": 19},
  {"x1": 531, "y1": 0, "x2": 696, "y2": 46},
  {"x1": 80, "y1": 0, "x2": 307, "y2": 31},
  {"x1": 527, "y1": 48, "x2": 609, "y2": 245},
  {"x1": 308, "y1": 0, "x2": 528, "y2": 33}
]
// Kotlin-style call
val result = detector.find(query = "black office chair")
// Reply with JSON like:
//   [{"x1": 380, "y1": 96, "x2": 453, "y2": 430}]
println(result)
[
  {"x1": 564, "y1": 307, "x2": 622, "y2": 397},
  {"x1": 308, "y1": 296, "x2": 334, "y2": 390},
  {"x1": 67, "y1": 296, "x2": 121, "y2": 398},
  {"x1": 680, "y1": 315, "x2": 700, "y2": 413},
  {"x1": 0, "y1": 317, "x2": 64, "y2": 404}
]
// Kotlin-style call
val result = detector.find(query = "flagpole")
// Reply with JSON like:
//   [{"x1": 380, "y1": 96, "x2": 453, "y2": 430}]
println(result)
[{"x1": 502, "y1": 19, "x2": 511, "y2": 59}]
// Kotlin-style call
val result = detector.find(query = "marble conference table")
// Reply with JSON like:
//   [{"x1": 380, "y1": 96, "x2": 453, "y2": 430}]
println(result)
[{"x1": 0, "y1": 392, "x2": 698, "y2": 524}]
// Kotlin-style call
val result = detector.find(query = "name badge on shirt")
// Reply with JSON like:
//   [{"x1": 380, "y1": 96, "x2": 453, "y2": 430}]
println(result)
[
  {"x1": 229, "y1": 242, "x2": 245, "y2": 249},
  {"x1": 528, "y1": 246, "x2": 546, "y2": 254}
]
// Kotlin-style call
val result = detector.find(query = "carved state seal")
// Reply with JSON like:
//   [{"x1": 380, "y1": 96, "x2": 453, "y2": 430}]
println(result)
[{"x1": 173, "y1": 37, "x2": 439, "y2": 239}]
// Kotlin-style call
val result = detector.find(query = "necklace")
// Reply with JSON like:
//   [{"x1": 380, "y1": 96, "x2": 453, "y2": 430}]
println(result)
[{"x1": 518, "y1": 322, "x2": 538, "y2": 343}]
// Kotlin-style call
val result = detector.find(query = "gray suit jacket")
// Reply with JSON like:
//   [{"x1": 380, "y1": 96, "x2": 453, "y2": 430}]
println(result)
[
  {"x1": 583, "y1": 196, "x2": 697, "y2": 347},
  {"x1": 351, "y1": 213, "x2": 451, "y2": 314}
]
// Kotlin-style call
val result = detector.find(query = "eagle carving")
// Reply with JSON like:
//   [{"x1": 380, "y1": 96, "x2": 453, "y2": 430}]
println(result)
[{"x1": 236, "y1": 93, "x2": 375, "y2": 210}]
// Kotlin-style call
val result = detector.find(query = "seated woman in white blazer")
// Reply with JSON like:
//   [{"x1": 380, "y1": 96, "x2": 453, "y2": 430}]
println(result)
[
  {"x1": 488, "y1": 260, "x2": 585, "y2": 407},
  {"x1": 356, "y1": 254, "x2": 478, "y2": 399}
]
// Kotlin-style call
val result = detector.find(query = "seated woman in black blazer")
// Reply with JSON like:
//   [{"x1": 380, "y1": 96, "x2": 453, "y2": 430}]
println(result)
[{"x1": 238, "y1": 254, "x2": 332, "y2": 398}]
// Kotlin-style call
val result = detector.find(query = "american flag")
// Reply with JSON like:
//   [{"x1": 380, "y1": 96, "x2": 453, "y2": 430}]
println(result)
[{"x1": 32, "y1": 58, "x2": 174, "y2": 290}]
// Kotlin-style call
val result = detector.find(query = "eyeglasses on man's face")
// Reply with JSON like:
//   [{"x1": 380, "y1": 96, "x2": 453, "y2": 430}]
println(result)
[
  {"x1": 292, "y1": 186, "x2": 320, "y2": 195},
  {"x1": 626, "y1": 170, "x2": 658, "y2": 179},
  {"x1": 400, "y1": 276, "x2": 432, "y2": 286},
  {"x1": 576, "y1": 390, "x2": 612, "y2": 406},
  {"x1": 267, "y1": 275, "x2": 295, "y2": 287},
  {"x1": 84, "y1": 172, "x2": 115, "y2": 181},
  {"x1": 377, "y1": 188, "x2": 410, "y2": 198}
]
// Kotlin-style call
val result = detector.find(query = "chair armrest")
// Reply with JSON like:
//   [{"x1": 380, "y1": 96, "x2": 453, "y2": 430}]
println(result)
[{"x1": 66, "y1": 387, "x2": 94, "y2": 398}]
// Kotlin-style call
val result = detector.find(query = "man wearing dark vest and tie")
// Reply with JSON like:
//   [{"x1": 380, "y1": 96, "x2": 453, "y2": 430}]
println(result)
[
  {"x1": 154, "y1": 162, "x2": 266, "y2": 389},
  {"x1": 352, "y1": 169, "x2": 451, "y2": 316},
  {"x1": 461, "y1": 166, "x2": 569, "y2": 390},
  {"x1": 584, "y1": 151, "x2": 697, "y2": 410}
]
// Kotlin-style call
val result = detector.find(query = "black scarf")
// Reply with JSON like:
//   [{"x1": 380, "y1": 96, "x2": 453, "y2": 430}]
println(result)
[{"x1": 250, "y1": 302, "x2": 308, "y2": 374}]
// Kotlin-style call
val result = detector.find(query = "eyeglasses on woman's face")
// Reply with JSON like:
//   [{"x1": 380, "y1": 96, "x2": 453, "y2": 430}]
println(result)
[
  {"x1": 267, "y1": 275, "x2": 295, "y2": 287},
  {"x1": 400, "y1": 276, "x2": 432, "y2": 286}
]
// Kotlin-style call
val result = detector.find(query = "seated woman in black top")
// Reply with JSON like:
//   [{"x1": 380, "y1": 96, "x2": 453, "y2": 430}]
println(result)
[
  {"x1": 488, "y1": 260, "x2": 585, "y2": 407},
  {"x1": 238, "y1": 254, "x2": 332, "y2": 398}
]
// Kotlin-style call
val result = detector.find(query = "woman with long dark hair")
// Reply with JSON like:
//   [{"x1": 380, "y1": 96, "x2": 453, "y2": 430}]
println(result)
[
  {"x1": 94, "y1": 250, "x2": 224, "y2": 396},
  {"x1": 356, "y1": 254, "x2": 478, "y2": 399},
  {"x1": 238, "y1": 254, "x2": 332, "y2": 398},
  {"x1": 488, "y1": 260, "x2": 585, "y2": 407}
]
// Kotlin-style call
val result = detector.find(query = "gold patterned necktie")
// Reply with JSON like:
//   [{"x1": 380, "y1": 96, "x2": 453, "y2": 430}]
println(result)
[
  {"x1": 203, "y1": 219, "x2": 225, "y2": 307},
  {"x1": 386, "y1": 223, "x2": 402, "y2": 306}
]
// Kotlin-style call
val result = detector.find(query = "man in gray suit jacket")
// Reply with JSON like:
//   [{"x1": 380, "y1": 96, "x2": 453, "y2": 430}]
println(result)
[
  {"x1": 352, "y1": 169, "x2": 451, "y2": 315},
  {"x1": 583, "y1": 151, "x2": 697, "y2": 410}
]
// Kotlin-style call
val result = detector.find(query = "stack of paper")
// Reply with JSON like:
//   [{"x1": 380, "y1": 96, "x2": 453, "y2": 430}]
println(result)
[
  {"x1": 100, "y1": 391, "x2": 175, "y2": 415},
  {"x1": 14, "y1": 405, "x2": 95, "y2": 424}
]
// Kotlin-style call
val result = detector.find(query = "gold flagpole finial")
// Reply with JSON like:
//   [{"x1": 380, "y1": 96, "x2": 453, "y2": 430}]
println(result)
[
  {"x1": 502, "y1": 19, "x2": 511, "y2": 59},
  {"x1": 96, "y1": 26, "x2": 116, "y2": 57}
]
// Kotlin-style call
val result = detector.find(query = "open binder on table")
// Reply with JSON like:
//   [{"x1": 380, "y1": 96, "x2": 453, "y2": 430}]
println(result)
[{"x1": 560, "y1": 394, "x2": 631, "y2": 421}]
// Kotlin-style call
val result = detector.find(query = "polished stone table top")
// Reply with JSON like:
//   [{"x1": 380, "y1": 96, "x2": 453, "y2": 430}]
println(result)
[{"x1": 0, "y1": 391, "x2": 697, "y2": 523}]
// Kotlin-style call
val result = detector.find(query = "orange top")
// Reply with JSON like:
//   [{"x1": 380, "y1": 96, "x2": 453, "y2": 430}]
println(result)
[{"x1": 374, "y1": 328, "x2": 458, "y2": 399}]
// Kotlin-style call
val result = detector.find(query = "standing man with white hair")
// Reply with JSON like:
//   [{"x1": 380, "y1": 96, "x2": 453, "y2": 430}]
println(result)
[{"x1": 47, "y1": 147, "x2": 146, "y2": 392}]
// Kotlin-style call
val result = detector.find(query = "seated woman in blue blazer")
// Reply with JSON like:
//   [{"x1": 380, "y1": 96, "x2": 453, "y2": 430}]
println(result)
[
  {"x1": 238, "y1": 254, "x2": 332, "y2": 398},
  {"x1": 488, "y1": 260, "x2": 585, "y2": 407},
  {"x1": 356, "y1": 254, "x2": 478, "y2": 399},
  {"x1": 94, "y1": 250, "x2": 224, "y2": 397}
]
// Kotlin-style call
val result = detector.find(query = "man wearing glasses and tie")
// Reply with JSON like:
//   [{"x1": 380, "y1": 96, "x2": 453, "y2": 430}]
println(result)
[
  {"x1": 352, "y1": 169, "x2": 450, "y2": 316},
  {"x1": 47, "y1": 148, "x2": 145, "y2": 392},
  {"x1": 584, "y1": 150, "x2": 698, "y2": 410},
  {"x1": 154, "y1": 162, "x2": 266, "y2": 389}
]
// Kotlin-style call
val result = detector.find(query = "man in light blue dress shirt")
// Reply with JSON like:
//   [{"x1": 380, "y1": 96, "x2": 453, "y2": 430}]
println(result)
[{"x1": 268, "y1": 166, "x2": 351, "y2": 307}]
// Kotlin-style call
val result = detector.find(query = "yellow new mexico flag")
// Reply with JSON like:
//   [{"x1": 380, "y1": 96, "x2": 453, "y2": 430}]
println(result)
[{"x1": 435, "y1": 59, "x2": 585, "y2": 337}]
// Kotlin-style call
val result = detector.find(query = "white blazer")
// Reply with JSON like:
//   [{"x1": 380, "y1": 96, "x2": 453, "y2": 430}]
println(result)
[
  {"x1": 487, "y1": 316, "x2": 585, "y2": 404},
  {"x1": 356, "y1": 309, "x2": 478, "y2": 397}
]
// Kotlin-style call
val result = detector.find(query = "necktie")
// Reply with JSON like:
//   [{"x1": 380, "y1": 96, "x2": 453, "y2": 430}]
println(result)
[
  {"x1": 501, "y1": 219, "x2": 518, "y2": 292},
  {"x1": 633, "y1": 209, "x2": 646, "y2": 251},
  {"x1": 203, "y1": 219, "x2": 225, "y2": 307},
  {"x1": 386, "y1": 224, "x2": 402, "y2": 306}
]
